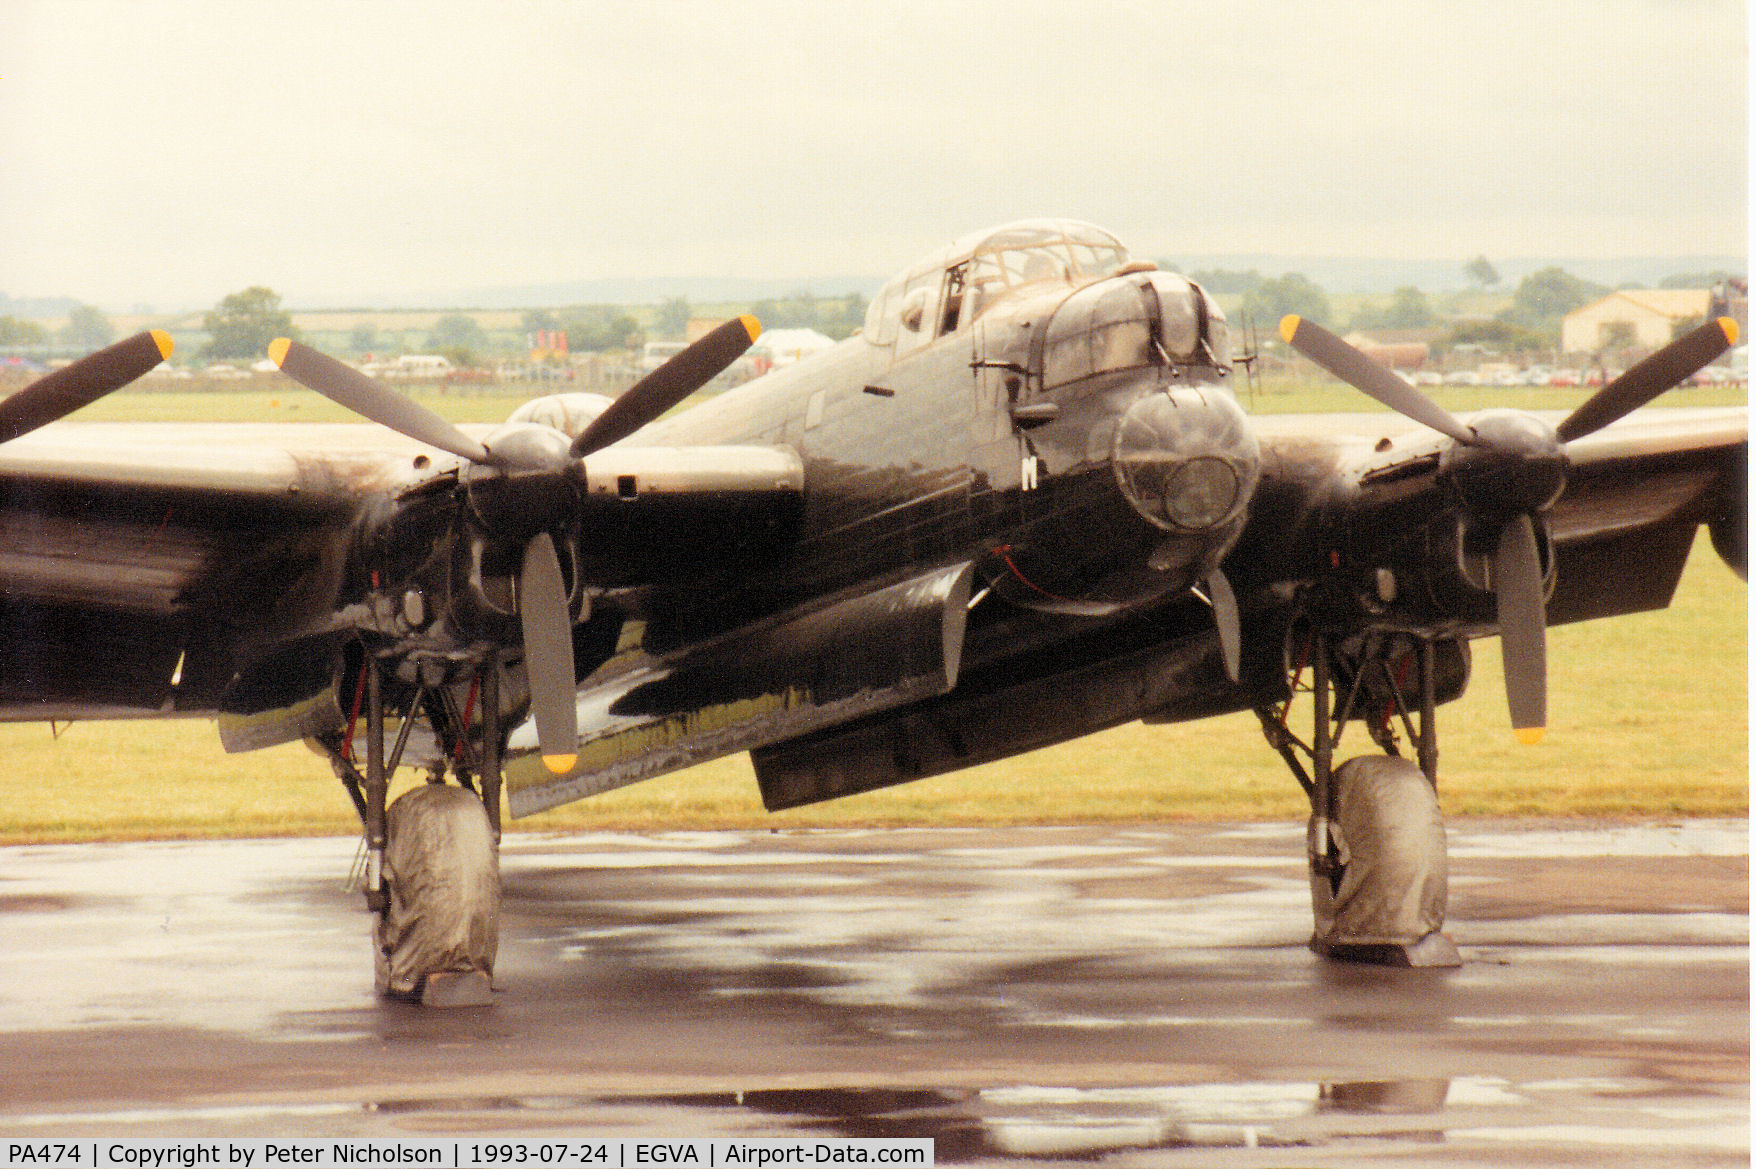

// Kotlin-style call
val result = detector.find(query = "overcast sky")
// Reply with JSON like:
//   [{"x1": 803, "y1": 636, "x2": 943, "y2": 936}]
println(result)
[{"x1": 3, "y1": 0, "x2": 1747, "y2": 308}]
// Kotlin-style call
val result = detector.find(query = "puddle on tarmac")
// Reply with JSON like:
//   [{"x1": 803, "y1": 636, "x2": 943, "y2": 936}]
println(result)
[
  {"x1": 17, "y1": 1078, "x2": 1742, "y2": 1160},
  {"x1": 384, "y1": 1080, "x2": 1743, "y2": 1159}
]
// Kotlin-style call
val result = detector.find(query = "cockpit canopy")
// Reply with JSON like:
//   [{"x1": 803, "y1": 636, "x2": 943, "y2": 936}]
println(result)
[
  {"x1": 961, "y1": 221, "x2": 1129, "y2": 292},
  {"x1": 864, "y1": 220, "x2": 1131, "y2": 346}
]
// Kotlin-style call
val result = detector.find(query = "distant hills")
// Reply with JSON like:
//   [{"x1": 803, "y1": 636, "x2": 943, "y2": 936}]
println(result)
[
  {"x1": 5, "y1": 254, "x2": 1745, "y2": 318},
  {"x1": 436, "y1": 274, "x2": 884, "y2": 310},
  {"x1": 1156, "y1": 255, "x2": 1747, "y2": 296},
  {"x1": 311, "y1": 254, "x2": 1753, "y2": 310},
  {"x1": 0, "y1": 293, "x2": 83, "y2": 320},
  {"x1": 417, "y1": 255, "x2": 1749, "y2": 309}
]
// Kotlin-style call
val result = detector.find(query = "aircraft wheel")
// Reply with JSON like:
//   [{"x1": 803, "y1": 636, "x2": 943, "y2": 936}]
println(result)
[
  {"x1": 1309, "y1": 755, "x2": 1460, "y2": 967},
  {"x1": 374, "y1": 783, "x2": 500, "y2": 1004}
]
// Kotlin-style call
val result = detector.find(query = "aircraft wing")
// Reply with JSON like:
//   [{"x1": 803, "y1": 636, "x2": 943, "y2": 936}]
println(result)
[
  {"x1": 1542, "y1": 405, "x2": 1744, "y2": 624},
  {"x1": 0, "y1": 422, "x2": 400, "y2": 720},
  {"x1": 1246, "y1": 404, "x2": 1745, "y2": 627},
  {"x1": 0, "y1": 420, "x2": 803, "y2": 723}
]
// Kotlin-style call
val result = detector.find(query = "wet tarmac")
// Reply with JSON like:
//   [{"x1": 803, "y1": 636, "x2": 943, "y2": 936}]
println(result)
[{"x1": 0, "y1": 821, "x2": 1746, "y2": 1166}]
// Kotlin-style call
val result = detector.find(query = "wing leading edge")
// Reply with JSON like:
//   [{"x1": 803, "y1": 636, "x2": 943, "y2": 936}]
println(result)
[
  {"x1": 1244, "y1": 404, "x2": 1743, "y2": 619},
  {"x1": 0, "y1": 423, "x2": 415, "y2": 720},
  {"x1": 0, "y1": 420, "x2": 806, "y2": 727}
]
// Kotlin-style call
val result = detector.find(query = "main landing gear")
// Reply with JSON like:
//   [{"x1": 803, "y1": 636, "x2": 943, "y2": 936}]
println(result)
[
  {"x1": 1257, "y1": 629, "x2": 1462, "y2": 968},
  {"x1": 317, "y1": 655, "x2": 505, "y2": 1005}
]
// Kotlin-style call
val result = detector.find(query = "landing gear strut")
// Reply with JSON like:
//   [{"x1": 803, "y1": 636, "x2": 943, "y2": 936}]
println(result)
[
  {"x1": 1258, "y1": 629, "x2": 1461, "y2": 967},
  {"x1": 318, "y1": 654, "x2": 505, "y2": 1004}
]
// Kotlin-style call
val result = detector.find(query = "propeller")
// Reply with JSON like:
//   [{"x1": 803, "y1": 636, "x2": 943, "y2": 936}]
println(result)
[
  {"x1": 269, "y1": 338, "x2": 495, "y2": 464},
  {"x1": 570, "y1": 315, "x2": 760, "y2": 456},
  {"x1": 0, "y1": 330, "x2": 174, "y2": 445},
  {"x1": 1280, "y1": 314, "x2": 1739, "y2": 742},
  {"x1": 1279, "y1": 316, "x2": 1477, "y2": 445},
  {"x1": 519, "y1": 532, "x2": 578, "y2": 775},
  {"x1": 1493, "y1": 514, "x2": 1547, "y2": 744},
  {"x1": 269, "y1": 319, "x2": 762, "y2": 773},
  {"x1": 1557, "y1": 316, "x2": 1740, "y2": 442},
  {"x1": 1203, "y1": 568, "x2": 1242, "y2": 684}
]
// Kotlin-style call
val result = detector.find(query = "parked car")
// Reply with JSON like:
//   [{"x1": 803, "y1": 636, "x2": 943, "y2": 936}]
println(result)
[{"x1": 641, "y1": 341, "x2": 688, "y2": 374}]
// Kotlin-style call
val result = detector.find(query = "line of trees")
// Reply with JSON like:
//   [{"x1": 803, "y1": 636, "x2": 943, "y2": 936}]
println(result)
[
  {"x1": 1183, "y1": 261, "x2": 1739, "y2": 353},
  {"x1": 9, "y1": 261, "x2": 1741, "y2": 367},
  {"x1": 1, "y1": 304, "x2": 117, "y2": 351}
]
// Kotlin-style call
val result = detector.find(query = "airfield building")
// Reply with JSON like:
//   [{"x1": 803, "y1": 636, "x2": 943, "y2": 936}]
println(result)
[{"x1": 1562, "y1": 288, "x2": 1731, "y2": 356}]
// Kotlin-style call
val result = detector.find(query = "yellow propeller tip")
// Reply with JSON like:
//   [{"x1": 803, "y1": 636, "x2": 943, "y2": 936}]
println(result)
[
  {"x1": 1278, "y1": 315, "x2": 1301, "y2": 344},
  {"x1": 149, "y1": 330, "x2": 175, "y2": 360},
  {"x1": 542, "y1": 753, "x2": 578, "y2": 775},
  {"x1": 1515, "y1": 727, "x2": 1545, "y2": 746},
  {"x1": 267, "y1": 337, "x2": 292, "y2": 367},
  {"x1": 739, "y1": 314, "x2": 762, "y2": 342},
  {"x1": 1717, "y1": 317, "x2": 1739, "y2": 346}
]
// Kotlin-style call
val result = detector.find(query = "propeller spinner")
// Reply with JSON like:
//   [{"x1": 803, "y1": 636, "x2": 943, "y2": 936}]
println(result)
[
  {"x1": 1281, "y1": 314, "x2": 1738, "y2": 742},
  {"x1": 269, "y1": 320, "x2": 760, "y2": 773}
]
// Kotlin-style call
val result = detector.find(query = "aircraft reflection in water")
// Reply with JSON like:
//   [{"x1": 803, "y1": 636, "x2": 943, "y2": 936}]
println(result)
[{"x1": 0, "y1": 221, "x2": 1742, "y2": 998}]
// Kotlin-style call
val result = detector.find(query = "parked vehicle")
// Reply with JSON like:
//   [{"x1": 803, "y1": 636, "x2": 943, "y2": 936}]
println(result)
[{"x1": 641, "y1": 341, "x2": 688, "y2": 375}]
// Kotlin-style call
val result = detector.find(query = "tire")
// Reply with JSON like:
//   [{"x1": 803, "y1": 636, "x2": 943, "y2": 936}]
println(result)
[
  {"x1": 1310, "y1": 755, "x2": 1448, "y2": 952},
  {"x1": 374, "y1": 784, "x2": 500, "y2": 999}
]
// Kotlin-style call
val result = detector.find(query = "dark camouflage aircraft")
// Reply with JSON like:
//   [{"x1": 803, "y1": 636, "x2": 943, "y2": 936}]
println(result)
[{"x1": 1, "y1": 221, "x2": 1741, "y2": 997}]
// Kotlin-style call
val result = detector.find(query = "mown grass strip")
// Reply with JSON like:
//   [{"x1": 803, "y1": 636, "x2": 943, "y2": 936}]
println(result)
[
  {"x1": 1, "y1": 538, "x2": 1741, "y2": 843},
  {"x1": 1, "y1": 381, "x2": 1742, "y2": 841}
]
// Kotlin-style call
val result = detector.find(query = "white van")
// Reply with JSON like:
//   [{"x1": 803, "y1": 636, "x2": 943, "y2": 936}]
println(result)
[{"x1": 640, "y1": 341, "x2": 687, "y2": 374}]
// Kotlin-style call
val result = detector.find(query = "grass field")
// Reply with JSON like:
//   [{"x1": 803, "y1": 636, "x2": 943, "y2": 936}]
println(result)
[
  {"x1": 1238, "y1": 375, "x2": 1747, "y2": 416},
  {"x1": 22, "y1": 374, "x2": 1752, "y2": 428},
  {"x1": 47, "y1": 382, "x2": 537, "y2": 426},
  {"x1": 0, "y1": 379, "x2": 1744, "y2": 842}
]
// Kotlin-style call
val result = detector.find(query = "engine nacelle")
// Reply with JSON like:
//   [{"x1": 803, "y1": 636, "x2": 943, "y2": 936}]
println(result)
[
  {"x1": 1710, "y1": 506, "x2": 1746, "y2": 579},
  {"x1": 1708, "y1": 446, "x2": 1747, "y2": 580},
  {"x1": 1417, "y1": 510, "x2": 1555, "y2": 625}
]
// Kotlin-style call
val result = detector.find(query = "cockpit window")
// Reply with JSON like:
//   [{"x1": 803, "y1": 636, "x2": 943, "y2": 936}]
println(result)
[
  {"x1": 942, "y1": 225, "x2": 1129, "y2": 336},
  {"x1": 966, "y1": 225, "x2": 1128, "y2": 295},
  {"x1": 865, "y1": 220, "x2": 1132, "y2": 349},
  {"x1": 1067, "y1": 241, "x2": 1128, "y2": 277}
]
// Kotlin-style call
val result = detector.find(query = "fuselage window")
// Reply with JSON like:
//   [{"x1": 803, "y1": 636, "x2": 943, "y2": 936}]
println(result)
[
  {"x1": 938, "y1": 263, "x2": 969, "y2": 336},
  {"x1": 865, "y1": 284, "x2": 897, "y2": 346},
  {"x1": 895, "y1": 270, "x2": 943, "y2": 357}
]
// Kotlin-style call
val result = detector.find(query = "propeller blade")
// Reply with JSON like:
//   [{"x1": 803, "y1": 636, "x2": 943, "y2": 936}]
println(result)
[
  {"x1": 1205, "y1": 569, "x2": 1242, "y2": 683},
  {"x1": 519, "y1": 532, "x2": 580, "y2": 775},
  {"x1": 1556, "y1": 317, "x2": 1739, "y2": 443},
  {"x1": 1280, "y1": 315, "x2": 1478, "y2": 445},
  {"x1": 570, "y1": 315, "x2": 761, "y2": 457},
  {"x1": 1493, "y1": 513, "x2": 1548, "y2": 744},
  {"x1": 269, "y1": 338, "x2": 495, "y2": 465},
  {"x1": 0, "y1": 330, "x2": 173, "y2": 444}
]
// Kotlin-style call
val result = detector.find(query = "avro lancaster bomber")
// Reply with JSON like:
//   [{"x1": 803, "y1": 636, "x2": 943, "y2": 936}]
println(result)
[{"x1": 0, "y1": 221, "x2": 1742, "y2": 996}]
